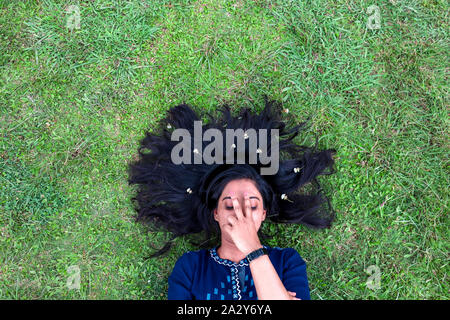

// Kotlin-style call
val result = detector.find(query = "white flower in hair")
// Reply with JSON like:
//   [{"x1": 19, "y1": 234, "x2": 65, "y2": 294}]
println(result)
[
  {"x1": 293, "y1": 167, "x2": 300, "y2": 173},
  {"x1": 256, "y1": 148, "x2": 262, "y2": 154},
  {"x1": 186, "y1": 188, "x2": 192, "y2": 194},
  {"x1": 243, "y1": 132, "x2": 249, "y2": 139},
  {"x1": 167, "y1": 124, "x2": 172, "y2": 129},
  {"x1": 193, "y1": 148, "x2": 199, "y2": 154},
  {"x1": 281, "y1": 193, "x2": 294, "y2": 203},
  {"x1": 231, "y1": 143, "x2": 236, "y2": 149}
]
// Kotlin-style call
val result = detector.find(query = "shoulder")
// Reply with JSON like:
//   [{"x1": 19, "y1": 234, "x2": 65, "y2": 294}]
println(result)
[
  {"x1": 172, "y1": 249, "x2": 209, "y2": 268},
  {"x1": 169, "y1": 249, "x2": 209, "y2": 283},
  {"x1": 266, "y1": 246, "x2": 307, "y2": 267}
]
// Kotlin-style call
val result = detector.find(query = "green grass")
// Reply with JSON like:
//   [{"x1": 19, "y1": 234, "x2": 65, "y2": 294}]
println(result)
[{"x1": 0, "y1": 0, "x2": 448, "y2": 299}]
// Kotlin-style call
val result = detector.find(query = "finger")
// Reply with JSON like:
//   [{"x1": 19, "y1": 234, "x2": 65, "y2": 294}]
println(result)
[
  {"x1": 243, "y1": 193, "x2": 251, "y2": 219},
  {"x1": 231, "y1": 196, "x2": 244, "y2": 220},
  {"x1": 227, "y1": 215, "x2": 237, "y2": 225},
  {"x1": 222, "y1": 224, "x2": 232, "y2": 234}
]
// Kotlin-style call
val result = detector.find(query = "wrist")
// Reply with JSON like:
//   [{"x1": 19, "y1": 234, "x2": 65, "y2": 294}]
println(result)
[
  {"x1": 243, "y1": 244, "x2": 263, "y2": 256},
  {"x1": 246, "y1": 246, "x2": 268, "y2": 263}
]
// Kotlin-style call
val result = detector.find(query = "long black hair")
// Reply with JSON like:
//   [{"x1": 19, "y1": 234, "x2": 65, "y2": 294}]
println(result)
[{"x1": 128, "y1": 96, "x2": 337, "y2": 258}]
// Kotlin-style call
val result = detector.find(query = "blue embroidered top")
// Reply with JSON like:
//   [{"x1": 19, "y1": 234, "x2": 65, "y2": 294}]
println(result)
[{"x1": 168, "y1": 245, "x2": 310, "y2": 300}]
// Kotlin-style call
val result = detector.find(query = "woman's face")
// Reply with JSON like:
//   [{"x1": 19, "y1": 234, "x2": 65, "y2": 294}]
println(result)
[{"x1": 213, "y1": 178, "x2": 267, "y2": 235}]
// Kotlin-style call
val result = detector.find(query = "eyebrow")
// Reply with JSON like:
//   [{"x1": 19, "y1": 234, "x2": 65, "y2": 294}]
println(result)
[{"x1": 222, "y1": 196, "x2": 260, "y2": 201}]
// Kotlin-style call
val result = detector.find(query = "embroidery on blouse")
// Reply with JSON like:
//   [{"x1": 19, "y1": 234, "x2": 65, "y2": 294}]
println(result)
[{"x1": 209, "y1": 246, "x2": 269, "y2": 300}]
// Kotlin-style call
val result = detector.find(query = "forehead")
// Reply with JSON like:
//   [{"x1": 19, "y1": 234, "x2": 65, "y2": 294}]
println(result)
[{"x1": 220, "y1": 178, "x2": 261, "y2": 197}]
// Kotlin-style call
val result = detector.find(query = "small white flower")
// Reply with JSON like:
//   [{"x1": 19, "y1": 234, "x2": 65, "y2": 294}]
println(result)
[
  {"x1": 193, "y1": 148, "x2": 199, "y2": 154},
  {"x1": 231, "y1": 143, "x2": 236, "y2": 149},
  {"x1": 243, "y1": 132, "x2": 249, "y2": 139},
  {"x1": 166, "y1": 124, "x2": 172, "y2": 129},
  {"x1": 283, "y1": 108, "x2": 289, "y2": 114},
  {"x1": 186, "y1": 188, "x2": 192, "y2": 194},
  {"x1": 281, "y1": 193, "x2": 294, "y2": 203},
  {"x1": 256, "y1": 148, "x2": 262, "y2": 154},
  {"x1": 293, "y1": 167, "x2": 300, "y2": 173}
]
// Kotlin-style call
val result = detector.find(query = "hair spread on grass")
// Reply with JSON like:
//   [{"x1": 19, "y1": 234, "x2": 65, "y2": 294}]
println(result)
[{"x1": 128, "y1": 96, "x2": 337, "y2": 258}]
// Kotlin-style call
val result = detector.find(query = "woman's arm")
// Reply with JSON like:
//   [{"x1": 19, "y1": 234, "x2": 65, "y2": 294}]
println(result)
[{"x1": 248, "y1": 251, "x2": 298, "y2": 300}]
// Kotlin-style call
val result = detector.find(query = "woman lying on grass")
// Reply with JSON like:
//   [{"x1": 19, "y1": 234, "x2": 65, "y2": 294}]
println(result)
[{"x1": 128, "y1": 96, "x2": 337, "y2": 300}]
